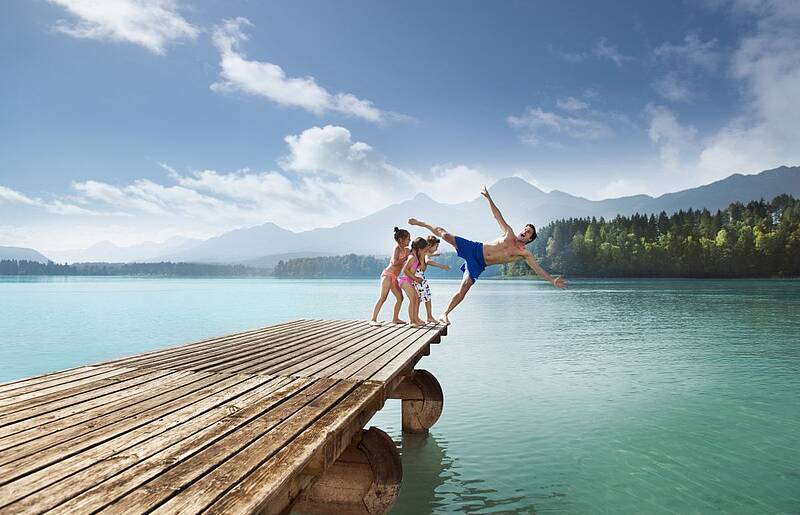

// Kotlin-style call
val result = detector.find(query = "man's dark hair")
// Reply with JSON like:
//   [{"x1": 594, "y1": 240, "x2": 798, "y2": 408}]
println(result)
[{"x1": 525, "y1": 223, "x2": 537, "y2": 243}]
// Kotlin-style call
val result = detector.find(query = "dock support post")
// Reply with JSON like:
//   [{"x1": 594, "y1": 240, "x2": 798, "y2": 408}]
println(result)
[
  {"x1": 294, "y1": 427, "x2": 402, "y2": 515},
  {"x1": 390, "y1": 369, "x2": 443, "y2": 434}
]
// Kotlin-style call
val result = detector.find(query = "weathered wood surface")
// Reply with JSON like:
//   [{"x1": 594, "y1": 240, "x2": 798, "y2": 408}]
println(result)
[{"x1": 0, "y1": 319, "x2": 446, "y2": 514}]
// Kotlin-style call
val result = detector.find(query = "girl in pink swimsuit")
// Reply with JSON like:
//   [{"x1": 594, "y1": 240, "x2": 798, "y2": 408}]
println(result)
[
  {"x1": 369, "y1": 227, "x2": 411, "y2": 326},
  {"x1": 398, "y1": 237, "x2": 430, "y2": 327}
]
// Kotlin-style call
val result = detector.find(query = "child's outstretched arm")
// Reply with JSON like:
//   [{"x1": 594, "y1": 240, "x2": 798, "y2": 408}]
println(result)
[{"x1": 425, "y1": 258, "x2": 450, "y2": 270}]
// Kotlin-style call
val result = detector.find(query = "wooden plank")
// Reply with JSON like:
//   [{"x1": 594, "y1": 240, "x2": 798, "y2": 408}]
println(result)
[
  {"x1": 204, "y1": 381, "x2": 385, "y2": 515},
  {"x1": 0, "y1": 366, "x2": 140, "y2": 405},
  {"x1": 295, "y1": 325, "x2": 423, "y2": 380},
  {"x1": 0, "y1": 367, "x2": 168, "y2": 421},
  {"x1": 225, "y1": 321, "x2": 387, "y2": 376},
  {"x1": 0, "y1": 366, "x2": 101, "y2": 396},
  {"x1": 0, "y1": 375, "x2": 297, "y2": 513},
  {"x1": 0, "y1": 370, "x2": 242, "y2": 480},
  {"x1": 0, "y1": 369, "x2": 195, "y2": 452},
  {"x1": 102, "y1": 319, "x2": 307, "y2": 368},
  {"x1": 110, "y1": 319, "x2": 321, "y2": 370},
  {"x1": 318, "y1": 326, "x2": 433, "y2": 379},
  {"x1": 93, "y1": 378, "x2": 346, "y2": 513},
  {"x1": 45, "y1": 376, "x2": 316, "y2": 514},
  {"x1": 267, "y1": 324, "x2": 413, "y2": 378},
  {"x1": 367, "y1": 331, "x2": 441, "y2": 383},
  {"x1": 191, "y1": 320, "x2": 362, "y2": 374},
  {"x1": 145, "y1": 380, "x2": 362, "y2": 515}
]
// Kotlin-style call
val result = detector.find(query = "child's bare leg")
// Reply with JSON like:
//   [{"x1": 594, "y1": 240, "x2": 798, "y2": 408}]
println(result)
[
  {"x1": 401, "y1": 283, "x2": 421, "y2": 325},
  {"x1": 370, "y1": 277, "x2": 392, "y2": 324},
  {"x1": 425, "y1": 300, "x2": 436, "y2": 323},
  {"x1": 408, "y1": 218, "x2": 457, "y2": 248},
  {"x1": 391, "y1": 284, "x2": 406, "y2": 324}
]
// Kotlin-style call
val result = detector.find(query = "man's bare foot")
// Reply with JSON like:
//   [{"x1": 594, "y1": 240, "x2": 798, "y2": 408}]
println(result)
[
  {"x1": 438, "y1": 313, "x2": 450, "y2": 326},
  {"x1": 426, "y1": 318, "x2": 438, "y2": 324},
  {"x1": 368, "y1": 320, "x2": 381, "y2": 327},
  {"x1": 408, "y1": 217, "x2": 422, "y2": 227},
  {"x1": 392, "y1": 318, "x2": 407, "y2": 325},
  {"x1": 411, "y1": 321, "x2": 426, "y2": 327}
]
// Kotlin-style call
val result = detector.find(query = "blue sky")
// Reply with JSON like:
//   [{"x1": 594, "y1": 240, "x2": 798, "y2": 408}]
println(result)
[{"x1": 1, "y1": 0, "x2": 799, "y2": 251}]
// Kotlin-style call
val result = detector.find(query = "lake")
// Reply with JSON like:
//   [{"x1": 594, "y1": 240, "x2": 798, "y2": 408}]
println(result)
[{"x1": 1, "y1": 276, "x2": 798, "y2": 514}]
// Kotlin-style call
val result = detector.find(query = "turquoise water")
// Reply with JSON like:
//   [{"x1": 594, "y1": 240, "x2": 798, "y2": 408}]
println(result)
[{"x1": 1, "y1": 277, "x2": 799, "y2": 514}]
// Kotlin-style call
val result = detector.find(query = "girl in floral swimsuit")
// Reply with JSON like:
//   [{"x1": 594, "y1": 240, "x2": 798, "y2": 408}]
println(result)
[
  {"x1": 417, "y1": 236, "x2": 450, "y2": 324},
  {"x1": 370, "y1": 227, "x2": 410, "y2": 326}
]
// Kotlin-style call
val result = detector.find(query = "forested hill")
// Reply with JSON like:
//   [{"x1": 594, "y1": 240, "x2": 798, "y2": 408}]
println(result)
[
  {"x1": 504, "y1": 194, "x2": 800, "y2": 278},
  {"x1": 271, "y1": 253, "x2": 496, "y2": 279}
]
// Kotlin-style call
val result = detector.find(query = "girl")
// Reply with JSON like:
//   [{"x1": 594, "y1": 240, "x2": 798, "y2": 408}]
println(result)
[
  {"x1": 398, "y1": 237, "x2": 429, "y2": 327},
  {"x1": 370, "y1": 227, "x2": 411, "y2": 326},
  {"x1": 417, "y1": 236, "x2": 450, "y2": 324}
]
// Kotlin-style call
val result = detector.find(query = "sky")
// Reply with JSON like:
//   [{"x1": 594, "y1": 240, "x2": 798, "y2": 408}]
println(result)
[{"x1": 1, "y1": 0, "x2": 799, "y2": 251}]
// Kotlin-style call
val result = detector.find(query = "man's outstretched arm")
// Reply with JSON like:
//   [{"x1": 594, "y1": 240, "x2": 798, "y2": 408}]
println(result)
[
  {"x1": 481, "y1": 186, "x2": 513, "y2": 234},
  {"x1": 523, "y1": 251, "x2": 568, "y2": 289}
]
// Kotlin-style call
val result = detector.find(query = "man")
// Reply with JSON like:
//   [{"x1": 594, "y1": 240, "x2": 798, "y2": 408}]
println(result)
[{"x1": 409, "y1": 186, "x2": 567, "y2": 325}]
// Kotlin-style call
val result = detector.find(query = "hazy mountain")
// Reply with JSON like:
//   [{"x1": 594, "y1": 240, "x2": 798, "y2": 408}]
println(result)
[
  {"x1": 0, "y1": 246, "x2": 51, "y2": 263},
  {"x1": 48, "y1": 236, "x2": 202, "y2": 264},
  {"x1": 167, "y1": 165, "x2": 800, "y2": 262}
]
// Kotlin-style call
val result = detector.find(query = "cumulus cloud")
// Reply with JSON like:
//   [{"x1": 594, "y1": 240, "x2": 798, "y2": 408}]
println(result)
[
  {"x1": 210, "y1": 18, "x2": 387, "y2": 122},
  {"x1": 2, "y1": 125, "x2": 494, "y2": 250},
  {"x1": 697, "y1": 0, "x2": 800, "y2": 176},
  {"x1": 48, "y1": 0, "x2": 199, "y2": 55}
]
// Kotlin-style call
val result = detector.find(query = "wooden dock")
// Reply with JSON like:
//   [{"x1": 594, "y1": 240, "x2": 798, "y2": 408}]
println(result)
[{"x1": 0, "y1": 319, "x2": 447, "y2": 514}]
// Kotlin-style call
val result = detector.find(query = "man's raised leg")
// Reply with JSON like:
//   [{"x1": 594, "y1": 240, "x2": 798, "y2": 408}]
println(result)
[
  {"x1": 408, "y1": 218, "x2": 457, "y2": 248},
  {"x1": 439, "y1": 271, "x2": 473, "y2": 325}
]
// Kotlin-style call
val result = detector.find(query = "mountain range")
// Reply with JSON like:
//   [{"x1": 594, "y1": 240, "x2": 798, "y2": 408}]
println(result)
[
  {"x1": 0, "y1": 246, "x2": 51, "y2": 263},
  {"x1": 45, "y1": 165, "x2": 800, "y2": 264}
]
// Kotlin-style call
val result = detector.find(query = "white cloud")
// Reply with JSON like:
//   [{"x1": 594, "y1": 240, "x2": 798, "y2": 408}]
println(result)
[
  {"x1": 556, "y1": 96, "x2": 589, "y2": 112},
  {"x1": 592, "y1": 38, "x2": 632, "y2": 67},
  {"x1": 507, "y1": 107, "x2": 614, "y2": 145},
  {"x1": 646, "y1": 104, "x2": 699, "y2": 173},
  {"x1": 651, "y1": 32, "x2": 719, "y2": 102},
  {"x1": 0, "y1": 185, "x2": 37, "y2": 205},
  {"x1": 653, "y1": 32, "x2": 720, "y2": 73},
  {"x1": 48, "y1": 0, "x2": 199, "y2": 55},
  {"x1": 697, "y1": 0, "x2": 800, "y2": 176},
  {"x1": 652, "y1": 73, "x2": 693, "y2": 102},
  {"x1": 1, "y1": 125, "x2": 494, "y2": 250},
  {"x1": 210, "y1": 18, "x2": 387, "y2": 122}
]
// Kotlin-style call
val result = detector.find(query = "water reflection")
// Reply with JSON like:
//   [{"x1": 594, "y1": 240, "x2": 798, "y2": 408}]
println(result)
[{"x1": 392, "y1": 433, "x2": 535, "y2": 514}]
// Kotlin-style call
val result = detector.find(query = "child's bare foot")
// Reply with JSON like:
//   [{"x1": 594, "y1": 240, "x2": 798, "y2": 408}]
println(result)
[
  {"x1": 392, "y1": 318, "x2": 407, "y2": 325},
  {"x1": 368, "y1": 320, "x2": 381, "y2": 327},
  {"x1": 411, "y1": 321, "x2": 426, "y2": 327},
  {"x1": 438, "y1": 313, "x2": 450, "y2": 326},
  {"x1": 408, "y1": 217, "x2": 422, "y2": 227},
  {"x1": 426, "y1": 318, "x2": 438, "y2": 324}
]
